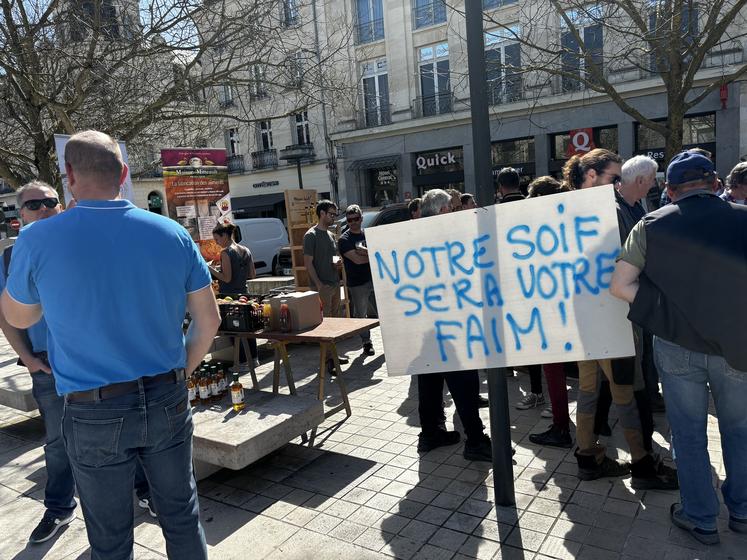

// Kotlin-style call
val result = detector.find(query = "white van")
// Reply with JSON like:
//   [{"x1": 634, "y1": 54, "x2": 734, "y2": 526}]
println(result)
[{"x1": 234, "y1": 218, "x2": 289, "y2": 276}]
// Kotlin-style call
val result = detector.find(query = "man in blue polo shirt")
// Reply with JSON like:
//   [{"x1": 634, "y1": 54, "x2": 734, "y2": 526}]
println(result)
[{"x1": 1, "y1": 130, "x2": 221, "y2": 560}]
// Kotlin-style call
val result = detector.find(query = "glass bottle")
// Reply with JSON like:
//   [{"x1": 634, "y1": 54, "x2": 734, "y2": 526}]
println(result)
[
  {"x1": 262, "y1": 300, "x2": 272, "y2": 330},
  {"x1": 187, "y1": 374, "x2": 198, "y2": 407},
  {"x1": 198, "y1": 373, "x2": 210, "y2": 403},
  {"x1": 209, "y1": 366, "x2": 220, "y2": 402},
  {"x1": 231, "y1": 373, "x2": 245, "y2": 412},
  {"x1": 218, "y1": 367, "x2": 227, "y2": 395},
  {"x1": 279, "y1": 300, "x2": 291, "y2": 332}
]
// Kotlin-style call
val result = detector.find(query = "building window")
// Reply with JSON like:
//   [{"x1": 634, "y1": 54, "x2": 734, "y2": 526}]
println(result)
[
  {"x1": 361, "y1": 59, "x2": 390, "y2": 127},
  {"x1": 282, "y1": 0, "x2": 299, "y2": 26},
  {"x1": 492, "y1": 137, "x2": 535, "y2": 166},
  {"x1": 418, "y1": 43, "x2": 450, "y2": 116},
  {"x1": 483, "y1": 0, "x2": 517, "y2": 9},
  {"x1": 225, "y1": 128, "x2": 240, "y2": 156},
  {"x1": 70, "y1": 0, "x2": 120, "y2": 41},
  {"x1": 413, "y1": 0, "x2": 446, "y2": 29},
  {"x1": 294, "y1": 111, "x2": 311, "y2": 145},
  {"x1": 217, "y1": 84, "x2": 234, "y2": 108},
  {"x1": 485, "y1": 26, "x2": 522, "y2": 105},
  {"x1": 636, "y1": 114, "x2": 715, "y2": 150},
  {"x1": 257, "y1": 121, "x2": 273, "y2": 151},
  {"x1": 249, "y1": 65, "x2": 268, "y2": 100},
  {"x1": 648, "y1": 2, "x2": 699, "y2": 71},
  {"x1": 287, "y1": 51, "x2": 304, "y2": 88},
  {"x1": 560, "y1": 5, "x2": 604, "y2": 92},
  {"x1": 356, "y1": 0, "x2": 384, "y2": 44}
]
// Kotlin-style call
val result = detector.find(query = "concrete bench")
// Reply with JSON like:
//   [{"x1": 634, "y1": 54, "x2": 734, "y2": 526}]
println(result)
[
  {"x1": 0, "y1": 358, "x2": 36, "y2": 412},
  {"x1": 191, "y1": 390, "x2": 324, "y2": 480}
]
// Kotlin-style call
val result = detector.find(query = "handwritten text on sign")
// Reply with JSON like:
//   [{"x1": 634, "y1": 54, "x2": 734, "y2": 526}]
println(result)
[{"x1": 364, "y1": 187, "x2": 635, "y2": 376}]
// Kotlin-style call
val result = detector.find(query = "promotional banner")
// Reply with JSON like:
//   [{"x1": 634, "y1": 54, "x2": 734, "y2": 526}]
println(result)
[
  {"x1": 566, "y1": 128, "x2": 595, "y2": 157},
  {"x1": 365, "y1": 186, "x2": 635, "y2": 376},
  {"x1": 161, "y1": 148, "x2": 231, "y2": 262},
  {"x1": 54, "y1": 134, "x2": 135, "y2": 204}
]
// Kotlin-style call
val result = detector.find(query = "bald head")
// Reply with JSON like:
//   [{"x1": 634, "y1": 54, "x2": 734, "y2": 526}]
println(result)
[{"x1": 65, "y1": 130, "x2": 125, "y2": 195}]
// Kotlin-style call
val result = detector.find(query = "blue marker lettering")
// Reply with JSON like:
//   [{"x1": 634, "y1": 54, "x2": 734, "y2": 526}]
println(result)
[
  {"x1": 466, "y1": 314, "x2": 489, "y2": 359},
  {"x1": 472, "y1": 234, "x2": 495, "y2": 269},
  {"x1": 536, "y1": 265, "x2": 558, "y2": 299},
  {"x1": 573, "y1": 257, "x2": 599, "y2": 295},
  {"x1": 435, "y1": 320, "x2": 462, "y2": 362},
  {"x1": 404, "y1": 249, "x2": 425, "y2": 279},
  {"x1": 453, "y1": 278, "x2": 483, "y2": 310},
  {"x1": 394, "y1": 284, "x2": 421, "y2": 316},
  {"x1": 421, "y1": 245, "x2": 447, "y2": 278},
  {"x1": 550, "y1": 261, "x2": 575, "y2": 299},
  {"x1": 536, "y1": 224, "x2": 560, "y2": 256},
  {"x1": 595, "y1": 250, "x2": 618, "y2": 289},
  {"x1": 558, "y1": 222, "x2": 569, "y2": 253},
  {"x1": 507, "y1": 225, "x2": 535, "y2": 260},
  {"x1": 574, "y1": 216, "x2": 600, "y2": 253},
  {"x1": 484, "y1": 272, "x2": 504, "y2": 307},
  {"x1": 375, "y1": 251, "x2": 400, "y2": 284},
  {"x1": 424, "y1": 283, "x2": 449, "y2": 312},
  {"x1": 445, "y1": 241, "x2": 474, "y2": 276},
  {"x1": 516, "y1": 265, "x2": 536, "y2": 299},
  {"x1": 506, "y1": 307, "x2": 548, "y2": 351}
]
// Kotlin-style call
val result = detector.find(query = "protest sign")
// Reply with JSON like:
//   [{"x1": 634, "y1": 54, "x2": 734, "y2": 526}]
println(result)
[
  {"x1": 161, "y1": 148, "x2": 231, "y2": 262},
  {"x1": 54, "y1": 134, "x2": 135, "y2": 204},
  {"x1": 365, "y1": 186, "x2": 635, "y2": 376}
]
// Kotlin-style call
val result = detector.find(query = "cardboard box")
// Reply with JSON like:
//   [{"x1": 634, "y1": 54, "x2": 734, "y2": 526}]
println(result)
[{"x1": 270, "y1": 291, "x2": 322, "y2": 331}]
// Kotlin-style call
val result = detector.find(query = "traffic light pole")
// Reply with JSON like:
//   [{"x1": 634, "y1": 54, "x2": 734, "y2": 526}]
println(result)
[{"x1": 464, "y1": 0, "x2": 516, "y2": 506}]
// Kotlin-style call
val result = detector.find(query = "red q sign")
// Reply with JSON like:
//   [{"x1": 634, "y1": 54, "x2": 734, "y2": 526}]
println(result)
[{"x1": 566, "y1": 128, "x2": 595, "y2": 157}]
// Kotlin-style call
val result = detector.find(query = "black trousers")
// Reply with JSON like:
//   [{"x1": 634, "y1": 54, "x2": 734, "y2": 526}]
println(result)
[{"x1": 417, "y1": 370, "x2": 485, "y2": 442}]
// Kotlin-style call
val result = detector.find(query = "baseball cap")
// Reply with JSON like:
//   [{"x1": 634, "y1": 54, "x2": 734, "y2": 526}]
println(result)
[{"x1": 666, "y1": 151, "x2": 715, "y2": 185}]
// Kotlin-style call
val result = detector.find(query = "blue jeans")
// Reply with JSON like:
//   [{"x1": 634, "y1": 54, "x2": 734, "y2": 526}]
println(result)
[
  {"x1": 30, "y1": 372, "x2": 77, "y2": 518},
  {"x1": 655, "y1": 337, "x2": 747, "y2": 530},
  {"x1": 62, "y1": 380, "x2": 206, "y2": 560}
]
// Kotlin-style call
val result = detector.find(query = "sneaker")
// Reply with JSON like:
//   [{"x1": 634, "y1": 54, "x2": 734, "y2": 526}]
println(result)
[
  {"x1": 138, "y1": 498, "x2": 157, "y2": 518},
  {"x1": 631, "y1": 454, "x2": 679, "y2": 490},
  {"x1": 670, "y1": 503, "x2": 720, "y2": 545},
  {"x1": 729, "y1": 516, "x2": 747, "y2": 534},
  {"x1": 575, "y1": 451, "x2": 630, "y2": 481},
  {"x1": 338, "y1": 355, "x2": 350, "y2": 365},
  {"x1": 362, "y1": 342, "x2": 374, "y2": 356},
  {"x1": 29, "y1": 511, "x2": 75, "y2": 544},
  {"x1": 418, "y1": 430, "x2": 460, "y2": 452},
  {"x1": 515, "y1": 393, "x2": 545, "y2": 410},
  {"x1": 540, "y1": 406, "x2": 553, "y2": 418},
  {"x1": 477, "y1": 395, "x2": 489, "y2": 408},
  {"x1": 529, "y1": 425, "x2": 573, "y2": 448},
  {"x1": 463, "y1": 434, "x2": 492, "y2": 462}
]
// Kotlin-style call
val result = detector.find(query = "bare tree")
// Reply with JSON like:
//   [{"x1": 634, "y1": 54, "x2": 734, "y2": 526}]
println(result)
[
  {"x1": 0, "y1": 0, "x2": 354, "y2": 191},
  {"x1": 473, "y1": 0, "x2": 747, "y2": 160}
]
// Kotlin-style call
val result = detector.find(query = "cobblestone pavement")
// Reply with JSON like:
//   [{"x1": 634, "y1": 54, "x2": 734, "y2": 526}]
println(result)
[{"x1": 0, "y1": 327, "x2": 744, "y2": 559}]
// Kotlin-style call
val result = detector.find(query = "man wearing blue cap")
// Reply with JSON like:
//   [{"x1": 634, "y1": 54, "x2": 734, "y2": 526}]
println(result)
[{"x1": 611, "y1": 151, "x2": 747, "y2": 545}]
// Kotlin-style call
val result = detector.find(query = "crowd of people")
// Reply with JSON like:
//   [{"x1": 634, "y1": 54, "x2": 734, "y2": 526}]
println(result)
[{"x1": 0, "y1": 129, "x2": 744, "y2": 558}]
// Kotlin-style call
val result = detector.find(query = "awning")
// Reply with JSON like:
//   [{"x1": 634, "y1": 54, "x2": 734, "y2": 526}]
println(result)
[
  {"x1": 232, "y1": 193, "x2": 285, "y2": 211},
  {"x1": 348, "y1": 155, "x2": 400, "y2": 170}
]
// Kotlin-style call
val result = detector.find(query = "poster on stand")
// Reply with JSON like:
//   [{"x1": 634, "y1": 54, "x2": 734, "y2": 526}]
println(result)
[
  {"x1": 161, "y1": 148, "x2": 230, "y2": 262},
  {"x1": 54, "y1": 134, "x2": 135, "y2": 205}
]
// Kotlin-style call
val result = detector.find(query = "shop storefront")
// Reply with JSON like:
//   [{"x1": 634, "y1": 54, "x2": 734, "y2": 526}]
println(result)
[
  {"x1": 348, "y1": 155, "x2": 401, "y2": 207},
  {"x1": 634, "y1": 113, "x2": 717, "y2": 171},
  {"x1": 412, "y1": 147, "x2": 465, "y2": 196},
  {"x1": 549, "y1": 126, "x2": 619, "y2": 177},
  {"x1": 492, "y1": 137, "x2": 536, "y2": 193}
]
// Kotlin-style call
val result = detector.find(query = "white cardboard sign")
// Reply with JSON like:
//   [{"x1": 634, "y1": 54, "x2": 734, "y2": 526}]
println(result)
[{"x1": 365, "y1": 186, "x2": 635, "y2": 376}]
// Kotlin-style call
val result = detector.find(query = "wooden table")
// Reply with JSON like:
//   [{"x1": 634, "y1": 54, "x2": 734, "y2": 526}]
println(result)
[{"x1": 219, "y1": 317, "x2": 379, "y2": 418}]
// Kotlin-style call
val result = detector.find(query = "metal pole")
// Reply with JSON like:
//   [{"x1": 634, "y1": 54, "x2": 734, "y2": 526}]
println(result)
[
  {"x1": 465, "y1": 0, "x2": 515, "y2": 506},
  {"x1": 296, "y1": 159, "x2": 304, "y2": 189}
]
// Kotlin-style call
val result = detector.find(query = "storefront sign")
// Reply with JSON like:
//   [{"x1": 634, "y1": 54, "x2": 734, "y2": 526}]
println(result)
[
  {"x1": 376, "y1": 169, "x2": 397, "y2": 186},
  {"x1": 161, "y1": 148, "x2": 231, "y2": 262},
  {"x1": 54, "y1": 134, "x2": 135, "y2": 205},
  {"x1": 365, "y1": 186, "x2": 634, "y2": 375},
  {"x1": 415, "y1": 148, "x2": 464, "y2": 175},
  {"x1": 566, "y1": 128, "x2": 595, "y2": 157},
  {"x1": 253, "y1": 180, "x2": 280, "y2": 189}
]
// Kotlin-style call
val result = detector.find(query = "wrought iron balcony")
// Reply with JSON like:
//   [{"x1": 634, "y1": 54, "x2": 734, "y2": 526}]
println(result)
[
  {"x1": 356, "y1": 17, "x2": 384, "y2": 44},
  {"x1": 279, "y1": 143, "x2": 315, "y2": 162},
  {"x1": 487, "y1": 79, "x2": 523, "y2": 105},
  {"x1": 356, "y1": 104, "x2": 392, "y2": 129},
  {"x1": 251, "y1": 149, "x2": 278, "y2": 169},
  {"x1": 227, "y1": 154, "x2": 245, "y2": 174},
  {"x1": 412, "y1": 92, "x2": 453, "y2": 118},
  {"x1": 413, "y1": 1, "x2": 446, "y2": 29}
]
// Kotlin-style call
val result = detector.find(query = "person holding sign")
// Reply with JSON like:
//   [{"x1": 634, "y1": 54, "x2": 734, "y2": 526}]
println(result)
[
  {"x1": 611, "y1": 151, "x2": 747, "y2": 545},
  {"x1": 415, "y1": 189, "x2": 492, "y2": 462},
  {"x1": 563, "y1": 149, "x2": 678, "y2": 489}
]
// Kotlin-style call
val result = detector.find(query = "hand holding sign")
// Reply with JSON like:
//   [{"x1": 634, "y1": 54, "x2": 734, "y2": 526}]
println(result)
[{"x1": 365, "y1": 186, "x2": 634, "y2": 376}]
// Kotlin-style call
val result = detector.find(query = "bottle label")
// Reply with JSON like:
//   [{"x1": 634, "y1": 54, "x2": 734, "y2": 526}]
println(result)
[
  {"x1": 210, "y1": 381, "x2": 219, "y2": 396},
  {"x1": 219, "y1": 378, "x2": 226, "y2": 392},
  {"x1": 231, "y1": 387, "x2": 244, "y2": 405},
  {"x1": 199, "y1": 385, "x2": 209, "y2": 400},
  {"x1": 188, "y1": 386, "x2": 196, "y2": 402}
]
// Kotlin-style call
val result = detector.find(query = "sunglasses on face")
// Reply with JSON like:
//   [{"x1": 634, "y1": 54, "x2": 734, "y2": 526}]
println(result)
[
  {"x1": 346, "y1": 216, "x2": 361, "y2": 223},
  {"x1": 23, "y1": 197, "x2": 59, "y2": 211}
]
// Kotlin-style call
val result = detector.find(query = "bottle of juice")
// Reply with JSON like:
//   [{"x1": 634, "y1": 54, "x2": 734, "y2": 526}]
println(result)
[
  {"x1": 262, "y1": 300, "x2": 272, "y2": 330},
  {"x1": 198, "y1": 373, "x2": 210, "y2": 403},
  {"x1": 279, "y1": 300, "x2": 291, "y2": 332},
  {"x1": 218, "y1": 367, "x2": 227, "y2": 395},
  {"x1": 231, "y1": 373, "x2": 245, "y2": 412},
  {"x1": 209, "y1": 367, "x2": 220, "y2": 402},
  {"x1": 187, "y1": 374, "x2": 198, "y2": 406}
]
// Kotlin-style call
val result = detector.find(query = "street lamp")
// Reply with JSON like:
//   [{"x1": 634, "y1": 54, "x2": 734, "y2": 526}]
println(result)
[{"x1": 279, "y1": 144, "x2": 316, "y2": 189}]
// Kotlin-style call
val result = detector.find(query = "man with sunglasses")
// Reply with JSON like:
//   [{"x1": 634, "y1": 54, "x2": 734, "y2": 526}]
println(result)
[
  {"x1": 0, "y1": 182, "x2": 77, "y2": 544},
  {"x1": 339, "y1": 204, "x2": 375, "y2": 356},
  {"x1": 1, "y1": 130, "x2": 220, "y2": 559}
]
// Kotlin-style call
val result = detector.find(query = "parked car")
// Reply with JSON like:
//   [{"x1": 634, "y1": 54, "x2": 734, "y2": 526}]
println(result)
[
  {"x1": 334, "y1": 202, "x2": 411, "y2": 234},
  {"x1": 234, "y1": 218, "x2": 289, "y2": 276}
]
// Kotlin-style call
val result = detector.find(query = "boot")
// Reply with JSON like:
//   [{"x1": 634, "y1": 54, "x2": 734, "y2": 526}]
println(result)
[
  {"x1": 631, "y1": 454, "x2": 679, "y2": 490},
  {"x1": 575, "y1": 449, "x2": 630, "y2": 481}
]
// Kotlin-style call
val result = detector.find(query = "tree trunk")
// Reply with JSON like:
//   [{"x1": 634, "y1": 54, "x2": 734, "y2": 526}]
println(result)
[{"x1": 665, "y1": 94, "x2": 686, "y2": 164}]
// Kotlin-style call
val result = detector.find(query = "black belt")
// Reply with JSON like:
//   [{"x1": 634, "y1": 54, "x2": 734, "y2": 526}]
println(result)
[{"x1": 66, "y1": 369, "x2": 186, "y2": 403}]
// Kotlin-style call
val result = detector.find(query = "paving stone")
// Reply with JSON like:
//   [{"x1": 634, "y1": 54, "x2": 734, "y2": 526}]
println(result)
[
  {"x1": 416, "y1": 543, "x2": 456, "y2": 560},
  {"x1": 354, "y1": 528, "x2": 395, "y2": 552},
  {"x1": 505, "y1": 526, "x2": 547, "y2": 552},
  {"x1": 381, "y1": 535, "x2": 423, "y2": 560},
  {"x1": 431, "y1": 492, "x2": 467, "y2": 511},
  {"x1": 392, "y1": 498, "x2": 426, "y2": 519},
  {"x1": 444, "y1": 512, "x2": 484, "y2": 534},
  {"x1": 327, "y1": 520, "x2": 368, "y2": 542},
  {"x1": 416, "y1": 505, "x2": 453, "y2": 526},
  {"x1": 305, "y1": 512, "x2": 343, "y2": 534},
  {"x1": 538, "y1": 535, "x2": 582, "y2": 559},
  {"x1": 428, "y1": 527, "x2": 469, "y2": 551}
]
